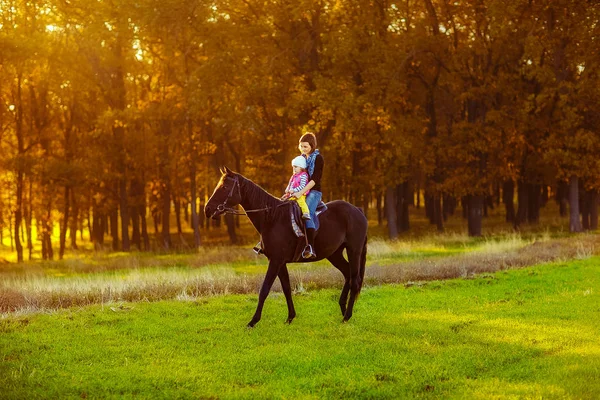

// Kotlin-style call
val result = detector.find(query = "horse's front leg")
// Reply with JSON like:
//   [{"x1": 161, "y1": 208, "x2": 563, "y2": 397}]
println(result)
[
  {"x1": 248, "y1": 259, "x2": 284, "y2": 328},
  {"x1": 278, "y1": 265, "x2": 296, "y2": 324}
]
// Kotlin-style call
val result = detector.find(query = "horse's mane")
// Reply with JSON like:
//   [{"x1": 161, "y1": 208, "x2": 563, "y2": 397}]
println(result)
[{"x1": 238, "y1": 174, "x2": 288, "y2": 216}]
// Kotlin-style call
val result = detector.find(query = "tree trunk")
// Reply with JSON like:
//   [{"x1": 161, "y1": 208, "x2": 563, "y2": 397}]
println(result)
[
  {"x1": 225, "y1": 213, "x2": 238, "y2": 245},
  {"x1": 198, "y1": 196, "x2": 205, "y2": 236},
  {"x1": 43, "y1": 203, "x2": 53, "y2": 260},
  {"x1": 119, "y1": 176, "x2": 130, "y2": 251},
  {"x1": 556, "y1": 181, "x2": 569, "y2": 217},
  {"x1": 14, "y1": 73, "x2": 24, "y2": 262},
  {"x1": 527, "y1": 184, "x2": 541, "y2": 224},
  {"x1": 92, "y1": 205, "x2": 102, "y2": 249},
  {"x1": 514, "y1": 181, "x2": 529, "y2": 229},
  {"x1": 190, "y1": 160, "x2": 201, "y2": 248},
  {"x1": 131, "y1": 205, "x2": 141, "y2": 250},
  {"x1": 153, "y1": 212, "x2": 160, "y2": 235},
  {"x1": 362, "y1": 193, "x2": 370, "y2": 220},
  {"x1": 161, "y1": 187, "x2": 172, "y2": 250},
  {"x1": 483, "y1": 196, "x2": 488, "y2": 218},
  {"x1": 174, "y1": 196, "x2": 183, "y2": 235},
  {"x1": 183, "y1": 200, "x2": 189, "y2": 227},
  {"x1": 580, "y1": 186, "x2": 591, "y2": 231},
  {"x1": 467, "y1": 195, "x2": 484, "y2": 237},
  {"x1": 434, "y1": 192, "x2": 443, "y2": 232},
  {"x1": 425, "y1": 192, "x2": 434, "y2": 223},
  {"x1": 14, "y1": 171, "x2": 24, "y2": 262},
  {"x1": 141, "y1": 210, "x2": 149, "y2": 251},
  {"x1": 376, "y1": 191, "x2": 383, "y2": 227},
  {"x1": 396, "y1": 183, "x2": 410, "y2": 233},
  {"x1": 59, "y1": 186, "x2": 70, "y2": 260},
  {"x1": 129, "y1": 177, "x2": 143, "y2": 249},
  {"x1": 110, "y1": 31, "x2": 130, "y2": 252},
  {"x1": 415, "y1": 182, "x2": 421, "y2": 208},
  {"x1": 541, "y1": 185, "x2": 549, "y2": 207},
  {"x1": 495, "y1": 182, "x2": 501, "y2": 206},
  {"x1": 39, "y1": 180, "x2": 54, "y2": 260},
  {"x1": 590, "y1": 190, "x2": 598, "y2": 230},
  {"x1": 159, "y1": 118, "x2": 172, "y2": 250},
  {"x1": 385, "y1": 187, "x2": 398, "y2": 240},
  {"x1": 503, "y1": 180, "x2": 515, "y2": 223},
  {"x1": 87, "y1": 195, "x2": 93, "y2": 244},
  {"x1": 110, "y1": 208, "x2": 119, "y2": 251},
  {"x1": 26, "y1": 180, "x2": 33, "y2": 260},
  {"x1": 569, "y1": 175, "x2": 582, "y2": 232},
  {"x1": 9, "y1": 211, "x2": 13, "y2": 252},
  {"x1": 70, "y1": 189, "x2": 78, "y2": 250},
  {"x1": 443, "y1": 194, "x2": 455, "y2": 220},
  {"x1": 101, "y1": 215, "x2": 108, "y2": 244}
]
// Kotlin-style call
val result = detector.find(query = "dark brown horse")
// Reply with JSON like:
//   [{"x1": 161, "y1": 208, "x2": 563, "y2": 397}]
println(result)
[{"x1": 205, "y1": 167, "x2": 368, "y2": 327}]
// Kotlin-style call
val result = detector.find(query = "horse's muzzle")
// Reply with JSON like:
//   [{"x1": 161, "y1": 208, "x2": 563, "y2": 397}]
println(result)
[{"x1": 204, "y1": 204, "x2": 224, "y2": 219}]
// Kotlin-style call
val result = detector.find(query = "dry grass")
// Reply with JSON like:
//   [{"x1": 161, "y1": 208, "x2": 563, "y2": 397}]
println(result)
[
  {"x1": 2, "y1": 233, "x2": 599, "y2": 316},
  {"x1": 0, "y1": 245, "x2": 257, "y2": 276}
]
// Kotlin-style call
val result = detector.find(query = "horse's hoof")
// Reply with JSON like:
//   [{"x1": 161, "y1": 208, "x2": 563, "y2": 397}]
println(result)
[
  {"x1": 247, "y1": 321, "x2": 256, "y2": 328},
  {"x1": 285, "y1": 318, "x2": 294, "y2": 324}
]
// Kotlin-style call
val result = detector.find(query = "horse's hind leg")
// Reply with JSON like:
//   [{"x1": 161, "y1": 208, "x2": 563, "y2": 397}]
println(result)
[
  {"x1": 327, "y1": 246, "x2": 350, "y2": 316},
  {"x1": 278, "y1": 265, "x2": 296, "y2": 324},
  {"x1": 343, "y1": 246, "x2": 363, "y2": 322}
]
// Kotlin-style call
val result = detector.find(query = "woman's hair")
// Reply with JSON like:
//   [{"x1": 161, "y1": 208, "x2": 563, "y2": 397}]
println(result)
[{"x1": 299, "y1": 132, "x2": 317, "y2": 152}]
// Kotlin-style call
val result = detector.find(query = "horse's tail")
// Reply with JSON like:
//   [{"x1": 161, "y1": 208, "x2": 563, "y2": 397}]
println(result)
[
  {"x1": 358, "y1": 235, "x2": 367, "y2": 293},
  {"x1": 356, "y1": 206, "x2": 367, "y2": 294}
]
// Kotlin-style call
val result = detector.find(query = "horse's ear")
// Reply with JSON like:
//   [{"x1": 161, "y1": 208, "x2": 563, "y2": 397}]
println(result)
[
  {"x1": 219, "y1": 166, "x2": 226, "y2": 175},
  {"x1": 224, "y1": 166, "x2": 233, "y2": 175}
]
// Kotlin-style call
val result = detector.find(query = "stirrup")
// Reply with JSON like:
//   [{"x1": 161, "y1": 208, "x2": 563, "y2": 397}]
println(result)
[
  {"x1": 253, "y1": 242, "x2": 264, "y2": 255},
  {"x1": 302, "y1": 245, "x2": 316, "y2": 259}
]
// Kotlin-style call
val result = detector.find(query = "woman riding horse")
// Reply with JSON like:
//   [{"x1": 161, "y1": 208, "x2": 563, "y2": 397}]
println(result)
[{"x1": 205, "y1": 167, "x2": 368, "y2": 328}]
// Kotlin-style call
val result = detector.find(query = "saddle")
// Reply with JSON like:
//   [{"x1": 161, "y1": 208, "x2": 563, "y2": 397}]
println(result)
[
  {"x1": 290, "y1": 201, "x2": 327, "y2": 238},
  {"x1": 286, "y1": 201, "x2": 326, "y2": 261}
]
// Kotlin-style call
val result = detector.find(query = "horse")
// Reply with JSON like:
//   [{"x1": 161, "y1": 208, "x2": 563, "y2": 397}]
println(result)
[{"x1": 204, "y1": 167, "x2": 368, "y2": 328}]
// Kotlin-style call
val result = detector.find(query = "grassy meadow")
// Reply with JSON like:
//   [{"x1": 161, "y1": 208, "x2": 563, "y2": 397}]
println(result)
[
  {"x1": 1, "y1": 202, "x2": 600, "y2": 398},
  {"x1": 1, "y1": 257, "x2": 599, "y2": 399},
  {"x1": 1, "y1": 231, "x2": 597, "y2": 314}
]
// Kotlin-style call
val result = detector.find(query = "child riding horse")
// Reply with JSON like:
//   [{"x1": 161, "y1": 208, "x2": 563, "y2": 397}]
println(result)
[{"x1": 205, "y1": 167, "x2": 368, "y2": 328}]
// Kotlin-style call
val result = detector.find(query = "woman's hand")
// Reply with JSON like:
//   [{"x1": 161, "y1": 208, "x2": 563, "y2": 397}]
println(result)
[{"x1": 292, "y1": 192, "x2": 303, "y2": 199}]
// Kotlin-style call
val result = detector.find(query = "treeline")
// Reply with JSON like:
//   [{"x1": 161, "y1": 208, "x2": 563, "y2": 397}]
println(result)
[{"x1": 1, "y1": 0, "x2": 599, "y2": 261}]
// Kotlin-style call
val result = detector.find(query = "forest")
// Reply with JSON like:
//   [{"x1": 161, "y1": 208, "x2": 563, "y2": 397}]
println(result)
[{"x1": 1, "y1": 0, "x2": 599, "y2": 262}]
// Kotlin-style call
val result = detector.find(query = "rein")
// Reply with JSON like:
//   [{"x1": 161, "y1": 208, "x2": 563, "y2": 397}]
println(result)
[
  {"x1": 217, "y1": 205, "x2": 276, "y2": 216},
  {"x1": 215, "y1": 175, "x2": 289, "y2": 216}
]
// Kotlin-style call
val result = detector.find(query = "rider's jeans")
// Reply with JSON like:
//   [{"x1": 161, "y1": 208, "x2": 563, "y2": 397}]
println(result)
[{"x1": 305, "y1": 190, "x2": 322, "y2": 230}]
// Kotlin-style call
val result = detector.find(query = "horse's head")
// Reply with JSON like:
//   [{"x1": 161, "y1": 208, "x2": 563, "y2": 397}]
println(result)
[{"x1": 204, "y1": 166, "x2": 242, "y2": 219}]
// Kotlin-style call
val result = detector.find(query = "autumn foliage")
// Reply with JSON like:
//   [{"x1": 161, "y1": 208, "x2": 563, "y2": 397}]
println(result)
[{"x1": 1, "y1": 0, "x2": 599, "y2": 261}]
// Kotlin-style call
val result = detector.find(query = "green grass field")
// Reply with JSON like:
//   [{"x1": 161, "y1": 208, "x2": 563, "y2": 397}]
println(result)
[{"x1": 2, "y1": 256, "x2": 599, "y2": 399}]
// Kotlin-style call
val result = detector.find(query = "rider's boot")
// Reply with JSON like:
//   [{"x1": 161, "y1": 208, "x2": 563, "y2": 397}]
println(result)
[{"x1": 302, "y1": 228, "x2": 317, "y2": 259}]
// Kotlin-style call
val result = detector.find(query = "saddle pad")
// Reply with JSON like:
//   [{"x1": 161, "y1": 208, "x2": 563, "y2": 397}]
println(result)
[
  {"x1": 291, "y1": 210, "x2": 304, "y2": 237},
  {"x1": 290, "y1": 201, "x2": 328, "y2": 237}
]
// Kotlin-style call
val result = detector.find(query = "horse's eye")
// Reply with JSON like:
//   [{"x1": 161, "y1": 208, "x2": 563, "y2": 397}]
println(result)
[{"x1": 223, "y1": 186, "x2": 228, "y2": 190}]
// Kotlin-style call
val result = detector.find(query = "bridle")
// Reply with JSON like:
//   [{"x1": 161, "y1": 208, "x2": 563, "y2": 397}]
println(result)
[
  {"x1": 212, "y1": 175, "x2": 281, "y2": 217},
  {"x1": 212, "y1": 175, "x2": 243, "y2": 216}
]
